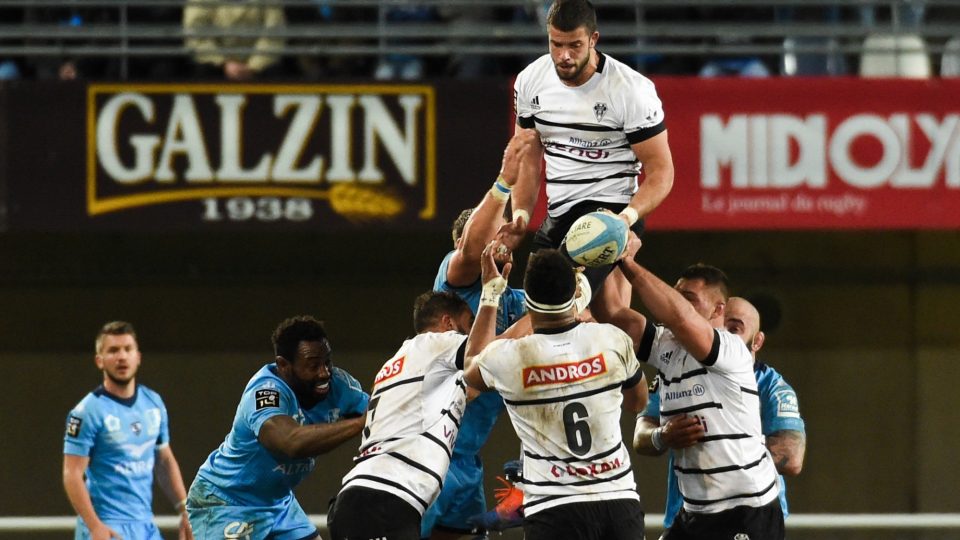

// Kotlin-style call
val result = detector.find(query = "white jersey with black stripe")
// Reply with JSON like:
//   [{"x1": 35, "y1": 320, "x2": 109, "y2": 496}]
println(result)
[
  {"x1": 644, "y1": 325, "x2": 780, "y2": 514},
  {"x1": 514, "y1": 52, "x2": 666, "y2": 217},
  {"x1": 474, "y1": 321, "x2": 643, "y2": 515},
  {"x1": 340, "y1": 331, "x2": 468, "y2": 515}
]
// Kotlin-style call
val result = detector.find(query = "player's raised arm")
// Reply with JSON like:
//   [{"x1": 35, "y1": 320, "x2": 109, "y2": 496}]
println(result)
[
  {"x1": 447, "y1": 128, "x2": 541, "y2": 286},
  {"x1": 619, "y1": 257, "x2": 717, "y2": 363},
  {"x1": 464, "y1": 242, "x2": 510, "y2": 392},
  {"x1": 497, "y1": 127, "x2": 543, "y2": 251}
]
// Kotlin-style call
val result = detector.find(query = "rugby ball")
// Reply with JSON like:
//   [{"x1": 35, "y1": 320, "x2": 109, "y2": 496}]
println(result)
[{"x1": 564, "y1": 211, "x2": 628, "y2": 268}]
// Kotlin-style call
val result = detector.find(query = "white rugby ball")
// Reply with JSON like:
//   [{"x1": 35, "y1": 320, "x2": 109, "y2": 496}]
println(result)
[{"x1": 564, "y1": 211, "x2": 628, "y2": 268}]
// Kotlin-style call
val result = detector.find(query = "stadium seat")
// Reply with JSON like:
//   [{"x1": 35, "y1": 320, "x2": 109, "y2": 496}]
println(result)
[
  {"x1": 782, "y1": 36, "x2": 847, "y2": 76},
  {"x1": 941, "y1": 37, "x2": 960, "y2": 77},
  {"x1": 859, "y1": 33, "x2": 931, "y2": 78}
]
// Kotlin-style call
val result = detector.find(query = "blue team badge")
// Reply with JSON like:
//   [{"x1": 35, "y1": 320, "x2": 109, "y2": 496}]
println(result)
[
  {"x1": 131, "y1": 421, "x2": 142, "y2": 436},
  {"x1": 594, "y1": 102, "x2": 607, "y2": 122}
]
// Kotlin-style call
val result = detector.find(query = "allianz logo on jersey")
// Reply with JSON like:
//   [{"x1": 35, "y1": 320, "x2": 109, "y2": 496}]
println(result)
[
  {"x1": 86, "y1": 84, "x2": 437, "y2": 219},
  {"x1": 522, "y1": 354, "x2": 607, "y2": 388},
  {"x1": 663, "y1": 384, "x2": 705, "y2": 401}
]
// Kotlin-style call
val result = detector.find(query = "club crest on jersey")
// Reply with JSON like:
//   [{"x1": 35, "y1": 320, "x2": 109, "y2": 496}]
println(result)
[
  {"x1": 523, "y1": 354, "x2": 607, "y2": 388},
  {"x1": 66, "y1": 416, "x2": 82, "y2": 437},
  {"x1": 255, "y1": 389, "x2": 280, "y2": 410},
  {"x1": 130, "y1": 421, "x2": 142, "y2": 436},
  {"x1": 593, "y1": 102, "x2": 607, "y2": 122}
]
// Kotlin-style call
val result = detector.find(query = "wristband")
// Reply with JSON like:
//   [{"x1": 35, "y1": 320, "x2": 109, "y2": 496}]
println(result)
[
  {"x1": 480, "y1": 276, "x2": 507, "y2": 308},
  {"x1": 490, "y1": 175, "x2": 512, "y2": 202},
  {"x1": 619, "y1": 206, "x2": 639, "y2": 227},
  {"x1": 573, "y1": 271, "x2": 592, "y2": 314},
  {"x1": 513, "y1": 209, "x2": 530, "y2": 227},
  {"x1": 651, "y1": 427, "x2": 665, "y2": 452}
]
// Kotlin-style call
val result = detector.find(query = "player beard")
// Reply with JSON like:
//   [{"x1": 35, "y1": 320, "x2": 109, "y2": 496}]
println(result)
[
  {"x1": 105, "y1": 371, "x2": 135, "y2": 387},
  {"x1": 554, "y1": 53, "x2": 590, "y2": 82}
]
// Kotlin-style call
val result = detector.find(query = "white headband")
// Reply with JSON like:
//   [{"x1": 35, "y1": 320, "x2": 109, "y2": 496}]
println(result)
[{"x1": 525, "y1": 294, "x2": 576, "y2": 314}]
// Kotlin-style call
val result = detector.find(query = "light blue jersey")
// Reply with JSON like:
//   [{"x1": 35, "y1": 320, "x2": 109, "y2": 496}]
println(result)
[
  {"x1": 432, "y1": 250, "x2": 527, "y2": 458},
  {"x1": 63, "y1": 385, "x2": 170, "y2": 522},
  {"x1": 422, "y1": 251, "x2": 527, "y2": 535},
  {"x1": 194, "y1": 363, "x2": 368, "y2": 507},
  {"x1": 646, "y1": 361, "x2": 806, "y2": 528}
]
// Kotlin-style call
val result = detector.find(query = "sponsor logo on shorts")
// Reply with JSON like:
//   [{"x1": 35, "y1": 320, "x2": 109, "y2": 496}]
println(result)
[
  {"x1": 66, "y1": 416, "x2": 82, "y2": 437},
  {"x1": 523, "y1": 354, "x2": 607, "y2": 388},
  {"x1": 255, "y1": 389, "x2": 280, "y2": 410},
  {"x1": 223, "y1": 521, "x2": 254, "y2": 540}
]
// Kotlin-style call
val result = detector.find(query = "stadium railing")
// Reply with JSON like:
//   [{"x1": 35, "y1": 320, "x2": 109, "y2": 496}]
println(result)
[
  {"x1": 3, "y1": 513, "x2": 960, "y2": 533},
  {"x1": 0, "y1": 0, "x2": 959, "y2": 79}
]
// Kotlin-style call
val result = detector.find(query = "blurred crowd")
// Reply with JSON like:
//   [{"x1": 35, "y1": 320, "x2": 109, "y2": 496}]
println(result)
[{"x1": 1, "y1": 1, "x2": 959, "y2": 81}]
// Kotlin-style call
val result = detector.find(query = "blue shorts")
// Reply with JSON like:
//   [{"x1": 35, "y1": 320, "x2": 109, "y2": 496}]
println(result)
[
  {"x1": 187, "y1": 477, "x2": 319, "y2": 540},
  {"x1": 75, "y1": 518, "x2": 161, "y2": 540},
  {"x1": 420, "y1": 453, "x2": 486, "y2": 537}
]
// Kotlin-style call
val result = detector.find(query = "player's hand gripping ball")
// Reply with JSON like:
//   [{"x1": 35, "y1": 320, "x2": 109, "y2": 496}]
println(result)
[{"x1": 564, "y1": 211, "x2": 628, "y2": 267}]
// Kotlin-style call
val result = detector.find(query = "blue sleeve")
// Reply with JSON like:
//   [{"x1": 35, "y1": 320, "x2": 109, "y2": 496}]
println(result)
[
  {"x1": 758, "y1": 368, "x2": 805, "y2": 435},
  {"x1": 332, "y1": 367, "x2": 369, "y2": 417},
  {"x1": 158, "y1": 400, "x2": 171, "y2": 446},
  {"x1": 63, "y1": 397, "x2": 98, "y2": 456},
  {"x1": 433, "y1": 251, "x2": 462, "y2": 293},
  {"x1": 641, "y1": 376, "x2": 661, "y2": 418},
  {"x1": 241, "y1": 381, "x2": 299, "y2": 437}
]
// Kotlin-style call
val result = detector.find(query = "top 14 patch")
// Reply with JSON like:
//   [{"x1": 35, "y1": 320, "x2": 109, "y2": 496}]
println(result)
[
  {"x1": 255, "y1": 389, "x2": 280, "y2": 410},
  {"x1": 66, "y1": 416, "x2": 82, "y2": 437}
]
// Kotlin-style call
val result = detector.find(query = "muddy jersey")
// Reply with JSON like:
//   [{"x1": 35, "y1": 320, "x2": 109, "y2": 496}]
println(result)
[
  {"x1": 340, "y1": 331, "x2": 469, "y2": 515},
  {"x1": 640, "y1": 323, "x2": 780, "y2": 514},
  {"x1": 514, "y1": 52, "x2": 666, "y2": 217},
  {"x1": 473, "y1": 321, "x2": 644, "y2": 515}
]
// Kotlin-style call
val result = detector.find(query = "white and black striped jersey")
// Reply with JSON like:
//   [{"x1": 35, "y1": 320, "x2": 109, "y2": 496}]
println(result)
[
  {"x1": 339, "y1": 331, "x2": 468, "y2": 515},
  {"x1": 514, "y1": 52, "x2": 666, "y2": 217},
  {"x1": 473, "y1": 321, "x2": 645, "y2": 515},
  {"x1": 639, "y1": 323, "x2": 781, "y2": 514}
]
